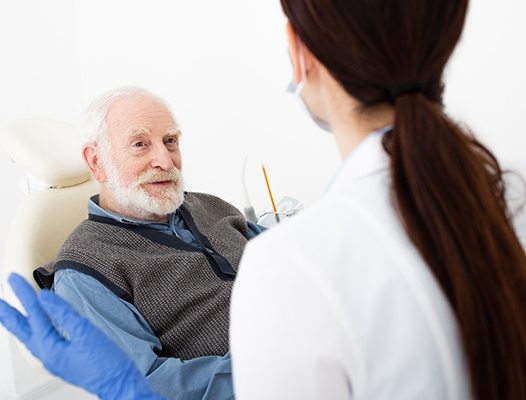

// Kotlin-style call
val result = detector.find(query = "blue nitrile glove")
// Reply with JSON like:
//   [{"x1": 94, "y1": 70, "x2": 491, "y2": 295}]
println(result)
[{"x1": 0, "y1": 273, "x2": 165, "y2": 400}]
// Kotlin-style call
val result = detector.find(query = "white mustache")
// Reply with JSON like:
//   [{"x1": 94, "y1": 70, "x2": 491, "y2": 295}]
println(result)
[{"x1": 135, "y1": 168, "x2": 181, "y2": 186}]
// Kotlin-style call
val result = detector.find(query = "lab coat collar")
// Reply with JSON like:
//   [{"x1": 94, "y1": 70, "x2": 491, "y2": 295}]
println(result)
[{"x1": 326, "y1": 125, "x2": 392, "y2": 194}]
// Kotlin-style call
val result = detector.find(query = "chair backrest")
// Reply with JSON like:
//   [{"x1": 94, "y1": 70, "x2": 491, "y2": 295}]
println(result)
[{"x1": 1, "y1": 117, "x2": 98, "y2": 318}]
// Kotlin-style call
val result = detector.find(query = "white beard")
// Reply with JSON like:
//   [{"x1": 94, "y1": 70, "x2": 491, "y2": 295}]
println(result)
[{"x1": 103, "y1": 161, "x2": 185, "y2": 220}]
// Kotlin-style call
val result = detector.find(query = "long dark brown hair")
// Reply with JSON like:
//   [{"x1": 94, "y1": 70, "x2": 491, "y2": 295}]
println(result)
[{"x1": 280, "y1": 0, "x2": 526, "y2": 398}]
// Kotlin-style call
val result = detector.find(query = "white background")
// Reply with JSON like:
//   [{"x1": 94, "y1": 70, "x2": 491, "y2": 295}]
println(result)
[
  {"x1": 0, "y1": 0, "x2": 524, "y2": 397},
  {"x1": 1, "y1": 0, "x2": 525, "y2": 271}
]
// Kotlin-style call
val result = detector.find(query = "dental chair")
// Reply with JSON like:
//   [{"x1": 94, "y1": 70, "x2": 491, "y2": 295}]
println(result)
[{"x1": 0, "y1": 118, "x2": 98, "y2": 369}]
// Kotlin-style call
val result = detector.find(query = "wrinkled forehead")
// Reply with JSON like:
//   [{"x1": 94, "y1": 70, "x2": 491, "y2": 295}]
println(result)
[{"x1": 106, "y1": 94, "x2": 177, "y2": 139}]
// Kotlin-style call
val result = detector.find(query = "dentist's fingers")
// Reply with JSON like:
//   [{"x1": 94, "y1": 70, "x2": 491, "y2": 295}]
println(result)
[
  {"x1": 8, "y1": 273, "x2": 56, "y2": 336},
  {"x1": 0, "y1": 299, "x2": 31, "y2": 343},
  {"x1": 8, "y1": 273, "x2": 41, "y2": 311}
]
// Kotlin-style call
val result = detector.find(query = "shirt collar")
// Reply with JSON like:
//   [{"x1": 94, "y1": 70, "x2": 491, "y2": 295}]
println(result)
[
  {"x1": 88, "y1": 195, "x2": 173, "y2": 228},
  {"x1": 325, "y1": 125, "x2": 392, "y2": 194}
]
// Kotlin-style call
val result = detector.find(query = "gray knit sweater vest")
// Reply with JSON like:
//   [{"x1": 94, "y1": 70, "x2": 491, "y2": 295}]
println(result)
[{"x1": 34, "y1": 192, "x2": 249, "y2": 359}]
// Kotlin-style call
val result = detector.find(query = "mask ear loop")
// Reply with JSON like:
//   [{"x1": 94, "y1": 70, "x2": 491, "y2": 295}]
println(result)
[
  {"x1": 294, "y1": 39, "x2": 306, "y2": 95},
  {"x1": 286, "y1": 37, "x2": 333, "y2": 133}
]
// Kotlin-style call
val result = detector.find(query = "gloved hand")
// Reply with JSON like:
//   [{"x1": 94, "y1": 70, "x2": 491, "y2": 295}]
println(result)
[{"x1": 0, "y1": 273, "x2": 165, "y2": 400}]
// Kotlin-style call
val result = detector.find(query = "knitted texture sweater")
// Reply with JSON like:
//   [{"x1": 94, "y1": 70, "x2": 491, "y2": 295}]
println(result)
[{"x1": 35, "y1": 192, "x2": 249, "y2": 359}]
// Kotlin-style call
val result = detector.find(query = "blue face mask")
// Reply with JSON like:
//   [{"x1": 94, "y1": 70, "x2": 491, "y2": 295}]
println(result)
[{"x1": 287, "y1": 42, "x2": 332, "y2": 133}]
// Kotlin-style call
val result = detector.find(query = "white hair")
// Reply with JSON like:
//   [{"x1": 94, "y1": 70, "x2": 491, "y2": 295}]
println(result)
[{"x1": 82, "y1": 86, "x2": 176, "y2": 146}]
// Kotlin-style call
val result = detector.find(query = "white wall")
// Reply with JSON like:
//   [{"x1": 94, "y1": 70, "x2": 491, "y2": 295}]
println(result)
[
  {"x1": 445, "y1": 0, "x2": 526, "y2": 161},
  {"x1": 0, "y1": 1, "x2": 525, "y2": 398}
]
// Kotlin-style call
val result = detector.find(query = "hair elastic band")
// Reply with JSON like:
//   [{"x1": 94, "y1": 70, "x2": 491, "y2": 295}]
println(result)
[{"x1": 388, "y1": 83, "x2": 425, "y2": 103}]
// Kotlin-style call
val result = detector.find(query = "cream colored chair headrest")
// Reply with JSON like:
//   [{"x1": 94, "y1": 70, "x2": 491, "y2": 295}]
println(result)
[{"x1": 0, "y1": 118, "x2": 90, "y2": 188}]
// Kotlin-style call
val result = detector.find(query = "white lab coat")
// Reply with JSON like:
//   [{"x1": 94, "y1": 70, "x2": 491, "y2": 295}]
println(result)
[{"x1": 230, "y1": 130, "x2": 526, "y2": 400}]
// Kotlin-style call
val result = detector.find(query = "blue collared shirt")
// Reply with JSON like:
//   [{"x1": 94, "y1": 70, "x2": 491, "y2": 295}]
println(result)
[{"x1": 52, "y1": 196, "x2": 264, "y2": 400}]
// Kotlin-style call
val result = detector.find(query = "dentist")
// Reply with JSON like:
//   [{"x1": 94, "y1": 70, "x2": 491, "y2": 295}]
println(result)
[
  {"x1": 230, "y1": 1, "x2": 526, "y2": 399},
  {"x1": 1, "y1": 1, "x2": 526, "y2": 400}
]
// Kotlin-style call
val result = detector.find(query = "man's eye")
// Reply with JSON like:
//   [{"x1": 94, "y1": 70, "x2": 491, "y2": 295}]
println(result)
[
  {"x1": 165, "y1": 138, "x2": 178, "y2": 145},
  {"x1": 133, "y1": 141, "x2": 146, "y2": 147}
]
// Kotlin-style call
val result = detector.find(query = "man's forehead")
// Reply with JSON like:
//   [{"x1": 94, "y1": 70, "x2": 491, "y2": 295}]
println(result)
[{"x1": 106, "y1": 95, "x2": 176, "y2": 134}]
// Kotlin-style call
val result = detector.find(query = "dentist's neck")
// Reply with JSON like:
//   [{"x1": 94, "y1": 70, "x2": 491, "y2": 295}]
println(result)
[
  {"x1": 318, "y1": 70, "x2": 395, "y2": 160},
  {"x1": 329, "y1": 98, "x2": 395, "y2": 160}
]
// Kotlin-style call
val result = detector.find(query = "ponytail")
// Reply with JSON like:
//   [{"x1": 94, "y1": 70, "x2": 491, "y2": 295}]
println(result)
[{"x1": 384, "y1": 93, "x2": 526, "y2": 400}]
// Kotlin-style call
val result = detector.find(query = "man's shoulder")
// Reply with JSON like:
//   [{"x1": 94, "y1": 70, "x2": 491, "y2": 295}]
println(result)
[
  {"x1": 35, "y1": 220, "x2": 107, "y2": 289},
  {"x1": 57, "y1": 218, "x2": 136, "y2": 260},
  {"x1": 185, "y1": 191, "x2": 233, "y2": 205},
  {"x1": 184, "y1": 192, "x2": 242, "y2": 215}
]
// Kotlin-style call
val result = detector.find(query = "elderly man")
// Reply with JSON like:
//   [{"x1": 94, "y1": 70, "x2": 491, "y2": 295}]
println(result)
[{"x1": 33, "y1": 86, "x2": 263, "y2": 400}]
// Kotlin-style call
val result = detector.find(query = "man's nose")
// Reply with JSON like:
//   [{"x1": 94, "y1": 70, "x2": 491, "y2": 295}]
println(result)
[{"x1": 150, "y1": 144, "x2": 174, "y2": 170}]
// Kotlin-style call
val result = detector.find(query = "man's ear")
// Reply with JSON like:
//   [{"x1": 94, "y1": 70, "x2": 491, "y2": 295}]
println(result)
[
  {"x1": 82, "y1": 144, "x2": 106, "y2": 183},
  {"x1": 286, "y1": 21, "x2": 316, "y2": 84}
]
